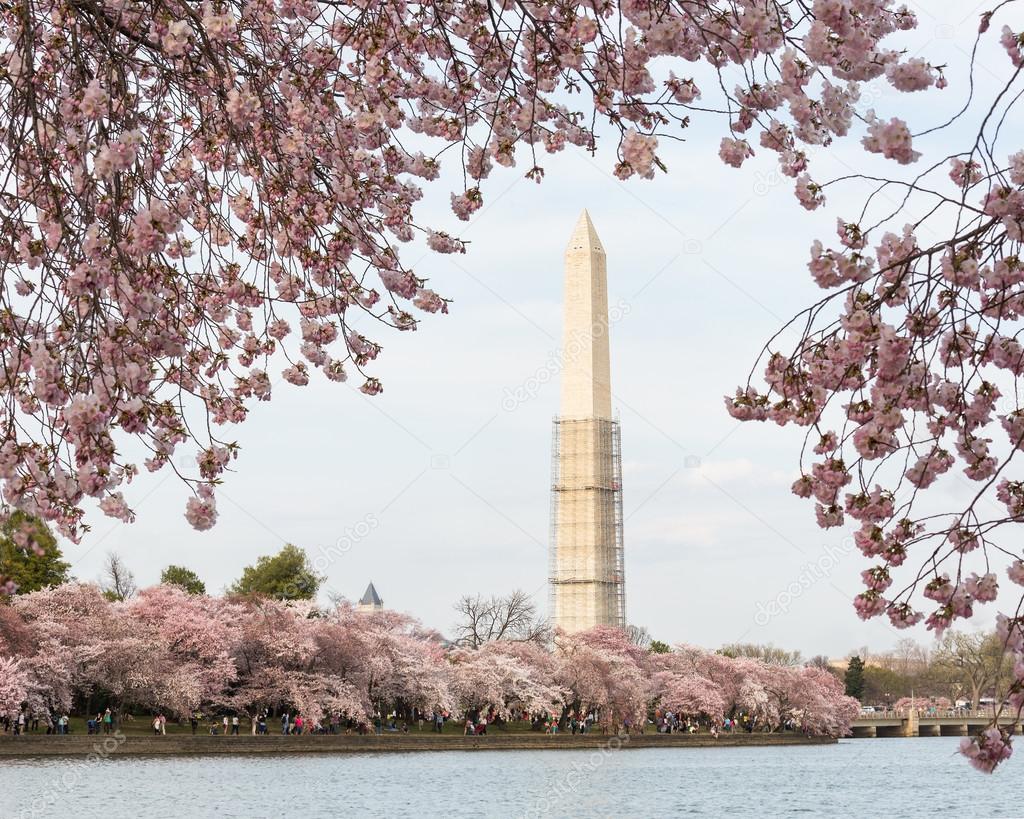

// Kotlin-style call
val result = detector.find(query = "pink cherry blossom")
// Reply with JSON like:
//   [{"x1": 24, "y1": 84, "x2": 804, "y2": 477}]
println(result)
[
  {"x1": 964, "y1": 572, "x2": 999, "y2": 603},
  {"x1": 949, "y1": 158, "x2": 983, "y2": 187},
  {"x1": 621, "y1": 131, "x2": 659, "y2": 179},
  {"x1": 0, "y1": 579, "x2": 864, "y2": 738},
  {"x1": 861, "y1": 115, "x2": 920, "y2": 164},
  {"x1": 162, "y1": 20, "x2": 192, "y2": 57},
  {"x1": 795, "y1": 174, "x2": 825, "y2": 210},
  {"x1": 1001, "y1": 27, "x2": 1024, "y2": 67},
  {"x1": 78, "y1": 79, "x2": 108, "y2": 120},
  {"x1": 184, "y1": 485, "x2": 218, "y2": 531},
  {"x1": 426, "y1": 232, "x2": 466, "y2": 255},
  {"x1": 0, "y1": 657, "x2": 28, "y2": 718},
  {"x1": 961, "y1": 727, "x2": 1013, "y2": 773},
  {"x1": 719, "y1": 138, "x2": 754, "y2": 168},
  {"x1": 885, "y1": 58, "x2": 936, "y2": 92}
]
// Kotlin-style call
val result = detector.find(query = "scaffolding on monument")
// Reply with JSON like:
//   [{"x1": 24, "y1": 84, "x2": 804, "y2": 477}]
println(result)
[{"x1": 548, "y1": 416, "x2": 626, "y2": 630}]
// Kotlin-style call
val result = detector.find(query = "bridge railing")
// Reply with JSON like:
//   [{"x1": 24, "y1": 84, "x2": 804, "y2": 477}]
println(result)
[{"x1": 855, "y1": 709, "x2": 1006, "y2": 721}]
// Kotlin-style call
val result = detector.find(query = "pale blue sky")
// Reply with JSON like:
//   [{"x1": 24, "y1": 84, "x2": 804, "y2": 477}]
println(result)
[{"x1": 60, "y1": 2, "x2": 1022, "y2": 658}]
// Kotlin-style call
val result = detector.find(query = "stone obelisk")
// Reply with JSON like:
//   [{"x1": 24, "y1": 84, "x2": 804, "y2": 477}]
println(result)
[{"x1": 549, "y1": 210, "x2": 625, "y2": 633}]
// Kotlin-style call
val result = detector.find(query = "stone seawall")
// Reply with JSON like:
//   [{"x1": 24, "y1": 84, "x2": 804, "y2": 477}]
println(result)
[{"x1": 0, "y1": 732, "x2": 835, "y2": 758}]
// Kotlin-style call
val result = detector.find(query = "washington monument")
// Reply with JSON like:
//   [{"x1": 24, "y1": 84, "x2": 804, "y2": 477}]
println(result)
[{"x1": 549, "y1": 211, "x2": 626, "y2": 633}]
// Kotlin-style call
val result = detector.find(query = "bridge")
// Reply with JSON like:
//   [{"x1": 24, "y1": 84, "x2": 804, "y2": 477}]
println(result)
[{"x1": 852, "y1": 709, "x2": 1021, "y2": 738}]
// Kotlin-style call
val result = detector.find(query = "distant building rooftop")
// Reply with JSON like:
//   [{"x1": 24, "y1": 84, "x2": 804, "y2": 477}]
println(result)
[{"x1": 357, "y1": 582, "x2": 383, "y2": 610}]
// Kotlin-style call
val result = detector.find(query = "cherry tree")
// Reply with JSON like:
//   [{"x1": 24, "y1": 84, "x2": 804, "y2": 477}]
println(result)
[
  {"x1": 223, "y1": 599, "x2": 451, "y2": 723},
  {"x1": 554, "y1": 626, "x2": 649, "y2": 730},
  {"x1": 73, "y1": 609, "x2": 172, "y2": 715},
  {"x1": 126, "y1": 586, "x2": 239, "y2": 714},
  {"x1": 0, "y1": 657, "x2": 28, "y2": 717},
  {"x1": 0, "y1": 603, "x2": 34, "y2": 655},
  {"x1": 713, "y1": 6, "x2": 1024, "y2": 767},
  {"x1": 13, "y1": 582, "x2": 112, "y2": 713},
  {"x1": 0, "y1": 0, "x2": 946, "y2": 555},
  {"x1": 763, "y1": 665, "x2": 859, "y2": 737},
  {"x1": 669, "y1": 645, "x2": 754, "y2": 716},
  {"x1": 449, "y1": 641, "x2": 564, "y2": 719},
  {"x1": 339, "y1": 607, "x2": 454, "y2": 720},
  {"x1": 651, "y1": 668, "x2": 727, "y2": 724},
  {"x1": 15, "y1": 642, "x2": 77, "y2": 717},
  {"x1": 224, "y1": 597, "x2": 349, "y2": 721},
  {"x1": 682, "y1": 650, "x2": 783, "y2": 729},
  {"x1": 651, "y1": 645, "x2": 858, "y2": 736},
  {"x1": 14, "y1": 581, "x2": 230, "y2": 716}
]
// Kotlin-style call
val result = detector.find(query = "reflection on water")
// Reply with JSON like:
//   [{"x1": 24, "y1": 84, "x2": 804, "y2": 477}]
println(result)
[{"x1": 2, "y1": 738, "x2": 1022, "y2": 818}]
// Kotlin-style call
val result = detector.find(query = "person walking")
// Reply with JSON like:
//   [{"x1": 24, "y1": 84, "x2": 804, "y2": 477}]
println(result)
[
  {"x1": 103, "y1": 708, "x2": 113, "y2": 735},
  {"x1": 190, "y1": 712, "x2": 199, "y2": 735},
  {"x1": 281, "y1": 712, "x2": 290, "y2": 735},
  {"x1": 231, "y1": 715, "x2": 239, "y2": 735}
]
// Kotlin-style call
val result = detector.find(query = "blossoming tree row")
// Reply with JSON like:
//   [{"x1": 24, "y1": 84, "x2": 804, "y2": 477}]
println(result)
[{"x1": 0, "y1": 582, "x2": 858, "y2": 736}]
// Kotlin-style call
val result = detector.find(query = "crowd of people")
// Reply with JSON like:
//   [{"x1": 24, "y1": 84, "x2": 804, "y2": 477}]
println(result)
[
  {"x1": 2, "y1": 710, "x2": 75, "y2": 735},
  {"x1": 0, "y1": 702, "x2": 844, "y2": 743}
]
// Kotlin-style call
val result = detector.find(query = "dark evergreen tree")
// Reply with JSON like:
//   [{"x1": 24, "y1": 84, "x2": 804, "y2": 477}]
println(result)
[{"x1": 845, "y1": 655, "x2": 866, "y2": 701}]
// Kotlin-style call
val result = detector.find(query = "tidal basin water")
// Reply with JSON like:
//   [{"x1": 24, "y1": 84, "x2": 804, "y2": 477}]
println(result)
[{"x1": 3, "y1": 738, "x2": 1022, "y2": 818}]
